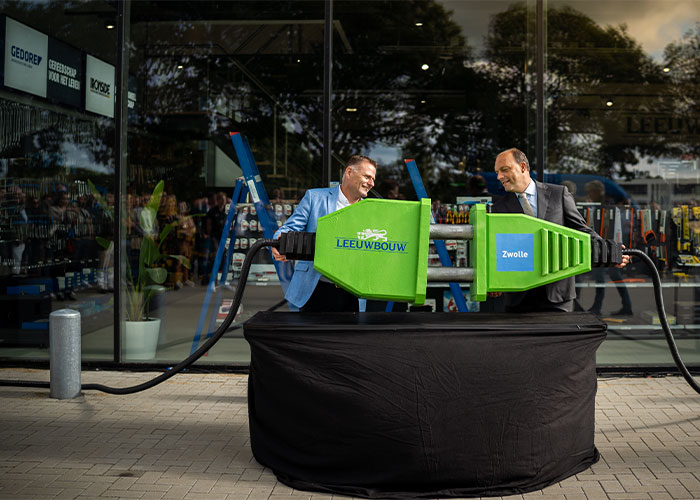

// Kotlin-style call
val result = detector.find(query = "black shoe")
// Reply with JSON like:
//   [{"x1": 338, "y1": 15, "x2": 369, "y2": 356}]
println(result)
[
  {"x1": 612, "y1": 308, "x2": 633, "y2": 316},
  {"x1": 587, "y1": 307, "x2": 602, "y2": 316}
]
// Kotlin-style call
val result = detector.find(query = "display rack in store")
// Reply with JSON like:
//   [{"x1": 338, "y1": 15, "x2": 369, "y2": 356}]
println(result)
[
  {"x1": 225, "y1": 200, "x2": 297, "y2": 283},
  {"x1": 0, "y1": 176, "x2": 114, "y2": 346},
  {"x1": 576, "y1": 202, "x2": 700, "y2": 270}
]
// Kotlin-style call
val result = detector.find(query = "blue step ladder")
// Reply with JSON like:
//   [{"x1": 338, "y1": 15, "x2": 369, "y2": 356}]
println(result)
[
  {"x1": 404, "y1": 158, "x2": 468, "y2": 312},
  {"x1": 188, "y1": 133, "x2": 293, "y2": 354}
]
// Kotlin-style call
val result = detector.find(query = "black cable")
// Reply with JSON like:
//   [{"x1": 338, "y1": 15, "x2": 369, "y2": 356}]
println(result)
[
  {"x1": 0, "y1": 239, "x2": 278, "y2": 394},
  {"x1": 0, "y1": 379, "x2": 49, "y2": 388},
  {"x1": 624, "y1": 249, "x2": 700, "y2": 395},
  {"x1": 3, "y1": 243, "x2": 697, "y2": 396}
]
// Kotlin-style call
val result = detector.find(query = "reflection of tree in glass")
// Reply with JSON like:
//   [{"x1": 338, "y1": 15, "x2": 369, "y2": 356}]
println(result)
[
  {"x1": 487, "y1": 3, "x2": 669, "y2": 179},
  {"x1": 663, "y1": 24, "x2": 700, "y2": 158},
  {"x1": 5, "y1": 0, "x2": 692, "y2": 199},
  {"x1": 331, "y1": 1, "x2": 488, "y2": 199}
]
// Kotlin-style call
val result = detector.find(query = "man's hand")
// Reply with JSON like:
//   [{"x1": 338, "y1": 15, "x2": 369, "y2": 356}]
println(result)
[
  {"x1": 271, "y1": 234, "x2": 287, "y2": 262},
  {"x1": 617, "y1": 245, "x2": 631, "y2": 268}
]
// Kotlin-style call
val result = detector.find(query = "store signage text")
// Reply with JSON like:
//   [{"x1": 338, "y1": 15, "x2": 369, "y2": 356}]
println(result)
[
  {"x1": 3, "y1": 17, "x2": 48, "y2": 98},
  {"x1": 10, "y1": 45, "x2": 42, "y2": 66},
  {"x1": 626, "y1": 116, "x2": 700, "y2": 135},
  {"x1": 46, "y1": 37, "x2": 82, "y2": 108},
  {"x1": 90, "y1": 77, "x2": 110, "y2": 97},
  {"x1": 85, "y1": 54, "x2": 114, "y2": 118},
  {"x1": 48, "y1": 58, "x2": 79, "y2": 90}
]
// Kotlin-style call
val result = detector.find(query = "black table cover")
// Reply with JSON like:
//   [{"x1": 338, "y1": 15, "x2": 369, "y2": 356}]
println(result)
[{"x1": 244, "y1": 312, "x2": 607, "y2": 499}]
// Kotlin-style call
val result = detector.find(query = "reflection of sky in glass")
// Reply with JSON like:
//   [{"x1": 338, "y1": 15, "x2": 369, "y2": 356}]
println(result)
[
  {"x1": 551, "y1": 0, "x2": 698, "y2": 62},
  {"x1": 440, "y1": 1, "x2": 514, "y2": 58},
  {"x1": 441, "y1": 0, "x2": 698, "y2": 62},
  {"x1": 367, "y1": 143, "x2": 401, "y2": 166},
  {"x1": 60, "y1": 140, "x2": 113, "y2": 174}
]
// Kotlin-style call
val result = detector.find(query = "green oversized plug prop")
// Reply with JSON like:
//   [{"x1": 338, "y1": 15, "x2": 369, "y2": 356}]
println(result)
[{"x1": 312, "y1": 199, "x2": 592, "y2": 305}]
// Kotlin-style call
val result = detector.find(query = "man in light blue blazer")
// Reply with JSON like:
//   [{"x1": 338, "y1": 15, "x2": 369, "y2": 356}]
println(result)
[{"x1": 272, "y1": 155, "x2": 377, "y2": 312}]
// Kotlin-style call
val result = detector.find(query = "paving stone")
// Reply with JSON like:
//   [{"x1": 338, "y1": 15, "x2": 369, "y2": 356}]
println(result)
[{"x1": 1, "y1": 370, "x2": 700, "y2": 500}]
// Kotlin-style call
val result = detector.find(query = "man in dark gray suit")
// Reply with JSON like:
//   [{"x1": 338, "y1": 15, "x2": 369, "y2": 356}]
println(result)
[{"x1": 489, "y1": 148, "x2": 629, "y2": 312}]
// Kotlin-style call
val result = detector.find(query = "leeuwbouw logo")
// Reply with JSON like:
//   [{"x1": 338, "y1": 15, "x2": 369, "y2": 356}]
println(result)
[
  {"x1": 336, "y1": 228, "x2": 407, "y2": 253},
  {"x1": 357, "y1": 229, "x2": 387, "y2": 241}
]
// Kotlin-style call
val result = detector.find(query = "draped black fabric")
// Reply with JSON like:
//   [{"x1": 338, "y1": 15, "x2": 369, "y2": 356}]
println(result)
[{"x1": 244, "y1": 312, "x2": 607, "y2": 499}]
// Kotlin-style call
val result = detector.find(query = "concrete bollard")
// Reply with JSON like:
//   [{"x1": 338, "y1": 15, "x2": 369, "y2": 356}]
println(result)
[{"x1": 49, "y1": 309, "x2": 81, "y2": 399}]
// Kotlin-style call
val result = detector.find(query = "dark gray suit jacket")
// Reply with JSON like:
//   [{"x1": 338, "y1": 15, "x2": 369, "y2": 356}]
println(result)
[{"x1": 490, "y1": 181, "x2": 601, "y2": 311}]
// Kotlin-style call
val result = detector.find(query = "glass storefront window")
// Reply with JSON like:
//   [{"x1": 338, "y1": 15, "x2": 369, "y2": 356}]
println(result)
[
  {"x1": 333, "y1": 1, "x2": 532, "y2": 201},
  {"x1": 332, "y1": 1, "x2": 534, "y2": 312},
  {"x1": 547, "y1": 1, "x2": 700, "y2": 367},
  {"x1": 124, "y1": 1, "x2": 325, "y2": 363},
  {"x1": 0, "y1": 1, "x2": 697, "y2": 369},
  {"x1": 0, "y1": 2, "x2": 117, "y2": 360}
]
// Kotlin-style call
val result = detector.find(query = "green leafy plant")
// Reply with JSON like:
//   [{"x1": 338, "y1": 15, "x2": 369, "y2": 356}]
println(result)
[
  {"x1": 125, "y1": 180, "x2": 190, "y2": 321},
  {"x1": 88, "y1": 179, "x2": 192, "y2": 321}
]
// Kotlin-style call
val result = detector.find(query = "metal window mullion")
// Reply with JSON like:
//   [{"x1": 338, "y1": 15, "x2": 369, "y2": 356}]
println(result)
[
  {"x1": 536, "y1": 0, "x2": 545, "y2": 179},
  {"x1": 322, "y1": 0, "x2": 333, "y2": 186},
  {"x1": 114, "y1": 0, "x2": 131, "y2": 363}
]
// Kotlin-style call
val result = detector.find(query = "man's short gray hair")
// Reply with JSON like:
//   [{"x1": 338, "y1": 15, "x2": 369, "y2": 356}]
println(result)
[
  {"x1": 504, "y1": 148, "x2": 530, "y2": 171},
  {"x1": 345, "y1": 155, "x2": 377, "y2": 171}
]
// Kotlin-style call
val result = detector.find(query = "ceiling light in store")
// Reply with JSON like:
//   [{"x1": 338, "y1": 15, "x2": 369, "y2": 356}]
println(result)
[
  {"x1": 346, "y1": 107, "x2": 358, "y2": 112},
  {"x1": 415, "y1": 22, "x2": 423, "y2": 27},
  {"x1": 421, "y1": 64, "x2": 429, "y2": 71},
  {"x1": 105, "y1": 23, "x2": 115, "y2": 30},
  {"x1": 663, "y1": 67, "x2": 671, "y2": 73},
  {"x1": 605, "y1": 99, "x2": 614, "y2": 107},
  {"x1": 177, "y1": 64, "x2": 184, "y2": 69},
  {"x1": 297, "y1": 58, "x2": 301, "y2": 63},
  {"x1": 420, "y1": 100, "x2": 426, "y2": 104}
]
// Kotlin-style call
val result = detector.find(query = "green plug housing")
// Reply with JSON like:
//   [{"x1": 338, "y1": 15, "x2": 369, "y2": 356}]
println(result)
[
  {"x1": 312, "y1": 199, "x2": 591, "y2": 304},
  {"x1": 468, "y1": 204, "x2": 591, "y2": 301},
  {"x1": 314, "y1": 198, "x2": 432, "y2": 304}
]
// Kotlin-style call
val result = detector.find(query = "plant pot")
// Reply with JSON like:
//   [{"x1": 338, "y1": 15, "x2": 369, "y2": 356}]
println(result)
[{"x1": 124, "y1": 318, "x2": 161, "y2": 360}]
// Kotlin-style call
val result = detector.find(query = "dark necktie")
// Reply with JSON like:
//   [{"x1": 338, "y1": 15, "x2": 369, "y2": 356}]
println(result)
[{"x1": 518, "y1": 193, "x2": 535, "y2": 217}]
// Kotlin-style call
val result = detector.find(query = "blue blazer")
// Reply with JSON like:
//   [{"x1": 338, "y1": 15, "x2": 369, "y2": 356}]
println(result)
[{"x1": 275, "y1": 186, "x2": 366, "y2": 311}]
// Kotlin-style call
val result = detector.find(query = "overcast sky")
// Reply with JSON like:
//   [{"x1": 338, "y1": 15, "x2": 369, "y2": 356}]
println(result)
[{"x1": 443, "y1": 0, "x2": 699, "y2": 62}]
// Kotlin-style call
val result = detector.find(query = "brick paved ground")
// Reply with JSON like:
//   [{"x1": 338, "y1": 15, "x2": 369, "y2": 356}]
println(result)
[{"x1": 0, "y1": 369, "x2": 699, "y2": 500}]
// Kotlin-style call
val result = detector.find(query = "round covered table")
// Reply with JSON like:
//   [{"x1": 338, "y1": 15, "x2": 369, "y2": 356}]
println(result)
[{"x1": 244, "y1": 311, "x2": 606, "y2": 499}]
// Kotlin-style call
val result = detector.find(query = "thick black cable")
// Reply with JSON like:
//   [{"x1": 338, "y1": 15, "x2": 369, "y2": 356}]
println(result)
[
  {"x1": 0, "y1": 379, "x2": 49, "y2": 388},
  {"x1": 624, "y1": 249, "x2": 700, "y2": 395},
  {"x1": 3, "y1": 243, "x2": 697, "y2": 396},
  {"x1": 0, "y1": 239, "x2": 278, "y2": 394}
]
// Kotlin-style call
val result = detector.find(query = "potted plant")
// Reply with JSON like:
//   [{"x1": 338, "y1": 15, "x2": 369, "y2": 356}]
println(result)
[{"x1": 123, "y1": 180, "x2": 190, "y2": 359}]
